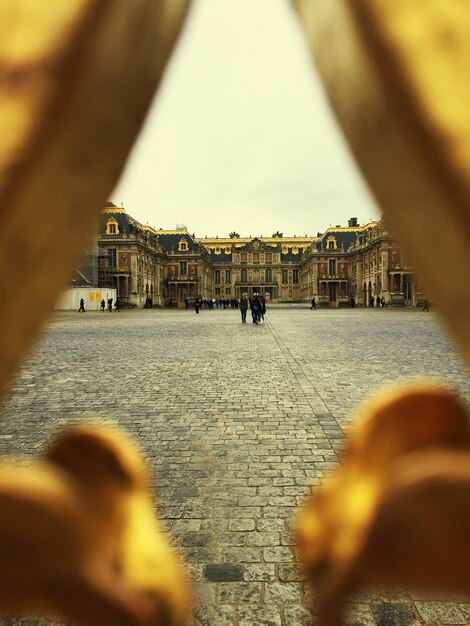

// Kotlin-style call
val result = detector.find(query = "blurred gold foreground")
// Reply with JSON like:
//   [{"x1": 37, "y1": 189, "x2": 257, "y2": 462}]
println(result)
[
  {"x1": 294, "y1": 1, "x2": 470, "y2": 624},
  {"x1": 0, "y1": 1, "x2": 469, "y2": 624}
]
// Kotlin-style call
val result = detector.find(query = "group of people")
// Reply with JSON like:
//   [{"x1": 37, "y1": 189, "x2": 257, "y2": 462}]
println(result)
[
  {"x1": 100, "y1": 298, "x2": 119, "y2": 312},
  {"x1": 77, "y1": 297, "x2": 120, "y2": 312},
  {"x1": 309, "y1": 294, "x2": 386, "y2": 309},
  {"x1": 190, "y1": 293, "x2": 266, "y2": 323},
  {"x1": 239, "y1": 293, "x2": 266, "y2": 324},
  {"x1": 369, "y1": 295, "x2": 386, "y2": 307},
  {"x1": 185, "y1": 297, "x2": 241, "y2": 310}
]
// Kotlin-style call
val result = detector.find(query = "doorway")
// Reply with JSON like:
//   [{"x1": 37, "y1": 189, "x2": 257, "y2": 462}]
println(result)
[
  {"x1": 403, "y1": 274, "x2": 413, "y2": 304},
  {"x1": 328, "y1": 283, "x2": 337, "y2": 307}
]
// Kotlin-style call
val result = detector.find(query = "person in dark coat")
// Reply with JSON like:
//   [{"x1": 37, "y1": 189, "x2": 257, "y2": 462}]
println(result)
[
  {"x1": 239, "y1": 295, "x2": 248, "y2": 323},
  {"x1": 100, "y1": 299, "x2": 105, "y2": 311},
  {"x1": 260, "y1": 295, "x2": 266, "y2": 321},
  {"x1": 107, "y1": 298, "x2": 113, "y2": 312},
  {"x1": 311, "y1": 297, "x2": 316, "y2": 310},
  {"x1": 78, "y1": 298, "x2": 85, "y2": 312},
  {"x1": 195, "y1": 298, "x2": 200, "y2": 314},
  {"x1": 251, "y1": 294, "x2": 262, "y2": 324},
  {"x1": 114, "y1": 298, "x2": 120, "y2": 312}
]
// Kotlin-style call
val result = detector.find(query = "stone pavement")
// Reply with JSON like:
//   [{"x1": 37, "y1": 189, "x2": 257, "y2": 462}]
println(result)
[{"x1": 0, "y1": 305, "x2": 469, "y2": 626}]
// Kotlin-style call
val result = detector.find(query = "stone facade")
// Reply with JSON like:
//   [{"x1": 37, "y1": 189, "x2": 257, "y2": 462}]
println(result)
[{"x1": 98, "y1": 204, "x2": 424, "y2": 307}]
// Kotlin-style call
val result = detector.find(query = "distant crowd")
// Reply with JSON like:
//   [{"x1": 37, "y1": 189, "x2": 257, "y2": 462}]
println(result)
[
  {"x1": 181, "y1": 297, "x2": 241, "y2": 310},
  {"x1": 174, "y1": 294, "x2": 267, "y2": 324},
  {"x1": 77, "y1": 293, "x2": 429, "y2": 313}
]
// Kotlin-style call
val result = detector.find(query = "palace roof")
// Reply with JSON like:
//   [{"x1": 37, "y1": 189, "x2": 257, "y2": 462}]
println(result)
[
  {"x1": 100, "y1": 207, "x2": 381, "y2": 255},
  {"x1": 157, "y1": 231, "x2": 200, "y2": 253}
]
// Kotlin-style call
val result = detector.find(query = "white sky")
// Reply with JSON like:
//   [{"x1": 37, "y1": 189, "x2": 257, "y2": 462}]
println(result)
[{"x1": 111, "y1": 0, "x2": 379, "y2": 238}]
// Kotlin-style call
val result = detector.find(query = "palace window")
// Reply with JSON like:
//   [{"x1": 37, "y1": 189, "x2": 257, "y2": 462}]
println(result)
[
  {"x1": 225, "y1": 287, "x2": 231, "y2": 295},
  {"x1": 107, "y1": 248, "x2": 116, "y2": 268},
  {"x1": 293, "y1": 269, "x2": 299, "y2": 284},
  {"x1": 329, "y1": 259, "x2": 336, "y2": 275},
  {"x1": 241, "y1": 268, "x2": 248, "y2": 283},
  {"x1": 241, "y1": 252, "x2": 247, "y2": 264},
  {"x1": 179, "y1": 261, "x2": 187, "y2": 276},
  {"x1": 265, "y1": 252, "x2": 272, "y2": 263},
  {"x1": 282, "y1": 269, "x2": 288, "y2": 284},
  {"x1": 215, "y1": 270, "x2": 221, "y2": 284},
  {"x1": 327, "y1": 237, "x2": 337, "y2": 250},
  {"x1": 265, "y1": 268, "x2": 273, "y2": 282},
  {"x1": 225, "y1": 269, "x2": 231, "y2": 283},
  {"x1": 253, "y1": 253, "x2": 259, "y2": 263},
  {"x1": 105, "y1": 219, "x2": 119, "y2": 235},
  {"x1": 178, "y1": 238, "x2": 188, "y2": 252}
]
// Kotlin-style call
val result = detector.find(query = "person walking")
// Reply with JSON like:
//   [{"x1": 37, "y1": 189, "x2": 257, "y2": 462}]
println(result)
[
  {"x1": 310, "y1": 297, "x2": 316, "y2": 310},
  {"x1": 107, "y1": 297, "x2": 113, "y2": 312},
  {"x1": 100, "y1": 299, "x2": 105, "y2": 311},
  {"x1": 114, "y1": 298, "x2": 120, "y2": 312},
  {"x1": 260, "y1": 295, "x2": 266, "y2": 321},
  {"x1": 195, "y1": 297, "x2": 200, "y2": 314},
  {"x1": 251, "y1": 293, "x2": 262, "y2": 324},
  {"x1": 78, "y1": 298, "x2": 85, "y2": 312},
  {"x1": 422, "y1": 298, "x2": 430, "y2": 312},
  {"x1": 350, "y1": 294, "x2": 355, "y2": 308},
  {"x1": 239, "y1": 295, "x2": 248, "y2": 323}
]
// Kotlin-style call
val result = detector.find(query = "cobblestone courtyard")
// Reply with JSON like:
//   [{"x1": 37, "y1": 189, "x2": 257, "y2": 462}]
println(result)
[{"x1": 1, "y1": 306, "x2": 469, "y2": 626}]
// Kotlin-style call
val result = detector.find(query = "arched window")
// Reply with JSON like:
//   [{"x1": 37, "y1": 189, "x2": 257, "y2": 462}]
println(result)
[
  {"x1": 265, "y1": 268, "x2": 273, "y2": 282},
  {"x1": 327, "y1": 237, "x2": 337, "y2": 250},
  {"x1": 241, "y1": 268, "x2": 247, "y2": 283},
  {"x1": 105, "y1": 219, "x2": 119, "y2": 235}
]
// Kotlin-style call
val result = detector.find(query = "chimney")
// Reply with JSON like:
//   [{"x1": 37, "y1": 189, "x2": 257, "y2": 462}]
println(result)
[{"x1": 348, "y1": 217, "x2": 358, "y2": 227}]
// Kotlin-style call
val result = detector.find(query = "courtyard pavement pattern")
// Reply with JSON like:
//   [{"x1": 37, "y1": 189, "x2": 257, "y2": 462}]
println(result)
[{"x1": 0, "y1": 306, "x2": 470, "y2": 626}]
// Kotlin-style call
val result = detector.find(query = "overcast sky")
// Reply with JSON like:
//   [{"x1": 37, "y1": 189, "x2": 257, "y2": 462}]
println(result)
[{"x1": 111, "y1": 0, "x2": 379, "y2": 238}]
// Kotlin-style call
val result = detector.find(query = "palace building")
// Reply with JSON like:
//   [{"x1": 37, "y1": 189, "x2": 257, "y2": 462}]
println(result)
[{"x1": 97, "y1": 203, "x2": 424, "y2": 308}]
